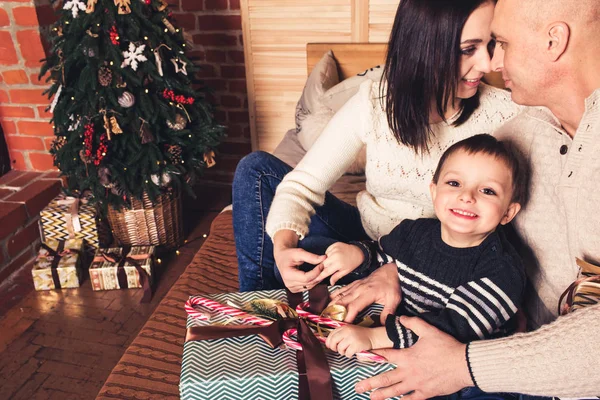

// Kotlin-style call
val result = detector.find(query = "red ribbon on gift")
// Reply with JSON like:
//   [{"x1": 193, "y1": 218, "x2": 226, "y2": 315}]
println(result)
[{"x1": 185, "y1": 285, "x2": 334, "y2": 400}]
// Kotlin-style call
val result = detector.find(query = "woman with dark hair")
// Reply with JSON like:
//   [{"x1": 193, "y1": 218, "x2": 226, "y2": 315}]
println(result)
[{"x1": 232, "y1": 0, "x2": 519, "y2": 300}]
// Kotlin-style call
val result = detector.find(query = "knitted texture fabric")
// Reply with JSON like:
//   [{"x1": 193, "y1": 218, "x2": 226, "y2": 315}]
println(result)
[
  {"x1": 266, "y1": 81, "x2": 520, "y2": 240},
  {"x1": 359, "y1": 219, "x2": 525, "y2": 347},
  {"x1": 469, "y1": 88, "x2": 600, "y2": 396}
]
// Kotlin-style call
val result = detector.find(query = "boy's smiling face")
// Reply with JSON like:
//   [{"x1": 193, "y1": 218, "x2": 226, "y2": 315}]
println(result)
[{"x1": 430, "y1": 149, "x2": 521, "y2": 248}]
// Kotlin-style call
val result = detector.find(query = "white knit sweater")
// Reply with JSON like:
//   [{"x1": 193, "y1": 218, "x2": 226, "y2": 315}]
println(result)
[
  {"x1": 266, "y1": 81, "x2": 520, "y2": 241},
  {"x1": 469, "y1": 89, "x2": 600, "y2": 397}
]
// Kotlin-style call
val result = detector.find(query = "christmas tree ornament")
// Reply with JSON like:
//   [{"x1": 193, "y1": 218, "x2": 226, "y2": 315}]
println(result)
[
  {"x1": 115, "y1": 75, "x2": 127, "y2": 88},
  {"x1": 152, "y1": 44, "x2": 171, "y2": 77},
  {"x1": 49, "y1": 84, "x2": 63, "y2": 113},
  {"x1": 151, "y1": 172, "x2": 171, "y2": 186},
  {"x1": 86, "y1": 0, "x2": 97, "y2": 13},
  {"x1": 51, "y1": 136, "x2": 67, "y2": 152},
  {"x1": 167, "y1": 145, "x2": 182, "y2": 164},
  {"x1": 98, "y1": 65, "x2": 113, "y2": 86},
  {"x1": 68, "y1": 114, "x2": 81, "y2": 131},
  {"x1": 86, "y1": 29, "x2": 99, "y2": 38},
  {"x1": 98, "y1": 166, "x2": 116, "y2": 188},
  {"x1": 157, "y1": 0, "x2": 168, "y2": 11},
  {"x1": 63, "y1": 0, "x2": 86, "y2": 18},
  {"x1": 121, "y1": 43, "x2": 147, "y2": 71},
  {"x1": 109, "y1": 116, "x2": 123, "y2": 134},
  {"x1": 203, "y1": 150, "x2": 216, "y2": 168},
  {"x1": 114, "y1": 0, "x2": 131, "y2": 14},
  {"x1": 109, "y1": 25, "x2": 120, "y2": 45},
  {"x1": 118, "y1": 91, "x2": 135, "y2": 108},
  {"x1": 162, "y1": 18, "x2": 176, "y2": 34},
  {"x1": 170, "y1": 57, "x2": 187, "y2": 75},
  {"x1": 166, "y1": 114, "x2": 186, "y2": 130},
  {"x1": 139, "y1": 119, "x2": 154, "y2": 144},
  {"x1": 102, "y1": 113, "x2": 112, "y2": 141},
  {"x1": 79, "y1": 149, "x2": 91, "y2": 164},
  {"x1": 94, "y1": 132, "x2": 109, "y2": 166}
]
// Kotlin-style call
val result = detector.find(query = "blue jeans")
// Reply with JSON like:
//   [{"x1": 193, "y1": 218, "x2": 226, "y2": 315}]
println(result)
[
  {"x1": 232, "y1": 151, "x2": 369, "y2": 291},
  {"x1": 433, "y1": 387, "x2": 554, "y2": 400}
]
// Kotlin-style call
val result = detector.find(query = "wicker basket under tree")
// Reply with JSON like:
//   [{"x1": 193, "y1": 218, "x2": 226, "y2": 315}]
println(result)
[
  {"x1": 107, "y1": 189, "x2": 184, "y2": 249},
  {"x1": 41, "y1": 0, "x2": 224, "y2": 250}
]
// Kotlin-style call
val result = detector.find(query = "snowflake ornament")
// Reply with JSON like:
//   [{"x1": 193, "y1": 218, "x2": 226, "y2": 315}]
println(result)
[
  {"x1": 121, "y1": 43, "x2": 148, "y2": 71},
  {"x1": 63, "y1": 0, "x2": 87, "y2": 18}
]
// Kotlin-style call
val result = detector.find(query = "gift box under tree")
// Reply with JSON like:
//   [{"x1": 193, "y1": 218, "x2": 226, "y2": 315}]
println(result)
[
  {"x1": 32, "y1": 238, "x2": 84, "y2": 291},
  {"x1": 89, "y1": 246, "x2": 154, "y2": 302},
  {"x1": 180, "y1": 289, "x2": 398, "y2": 400},
  {"x1": 40, "y1": 192, "x2": 108, "y2": 257}
]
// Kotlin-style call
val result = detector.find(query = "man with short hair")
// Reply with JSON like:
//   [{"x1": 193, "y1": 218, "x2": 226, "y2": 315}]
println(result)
[{"x1": 353, "y1": 0, "x2": 600, "y2": 399}]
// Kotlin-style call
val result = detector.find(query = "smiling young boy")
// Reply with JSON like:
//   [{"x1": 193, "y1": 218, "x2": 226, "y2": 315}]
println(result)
[{"x1": 323, "y1": 134, "x2": 528, "y2": 357}]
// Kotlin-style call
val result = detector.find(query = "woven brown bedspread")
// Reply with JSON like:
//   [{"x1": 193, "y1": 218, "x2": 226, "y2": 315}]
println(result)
[{"x1": 96, "y1": 175, "x2": 365, "y2": 399}]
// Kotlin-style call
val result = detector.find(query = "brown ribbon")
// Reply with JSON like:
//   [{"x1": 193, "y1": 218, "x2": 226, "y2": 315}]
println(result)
[
  {"x1": 40, "y1": 241, "x2": 72, "y2": 289},
  {"x1": 185, "y1": 285, "x2": 333, "y2": 400},
  {"x1": 96, "y1": 247, "x2": 152, "y2": 303}
]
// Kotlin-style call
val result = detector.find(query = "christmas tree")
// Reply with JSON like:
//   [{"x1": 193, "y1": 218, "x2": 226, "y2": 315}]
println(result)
[{"x1": 40, "y1": 0, "x2": 224, "y2": 209}]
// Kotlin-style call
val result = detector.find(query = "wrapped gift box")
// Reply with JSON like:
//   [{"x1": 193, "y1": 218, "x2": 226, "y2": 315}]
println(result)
[
  {"x1": 180, "y1": 289, "x2": 398, "y2": 400},
  {"x1": 89, "y1": 246, "x2": 154, "y2": 292},
  {"x1": 40, "y1": 192, "x2": 108, "y2": 256},
  {"x1": 32, "y1": 238, "x2": 84, "y2": 291}
]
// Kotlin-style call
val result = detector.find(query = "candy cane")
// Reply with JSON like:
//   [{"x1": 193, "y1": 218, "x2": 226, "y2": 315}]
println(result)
[
  {"x1": 295, "y1": 301, "x2": 346, "y2": 329},
  {"x1": 185, "y1": 296, "x2": 272, "y2": 326}
]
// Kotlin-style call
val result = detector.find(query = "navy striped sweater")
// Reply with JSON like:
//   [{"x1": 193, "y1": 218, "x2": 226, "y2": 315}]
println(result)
[{"x1": 353, "y1": 218, "x2": 526, "y2": 348}]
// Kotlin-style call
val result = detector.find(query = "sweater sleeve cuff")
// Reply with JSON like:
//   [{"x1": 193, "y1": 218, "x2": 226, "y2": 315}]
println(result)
[
  {"x1": 385, "y1": 314, "x2": 418, "y2": 349},
  {"x1": 267, "y1": 223, "x2": 308, "y2": 241},
  {"x1": 465, "y1": 343, "x2": 479, "y2": 388},
  {"x1": 348, "y1": 241, "x2": 373, "y2": 277}
]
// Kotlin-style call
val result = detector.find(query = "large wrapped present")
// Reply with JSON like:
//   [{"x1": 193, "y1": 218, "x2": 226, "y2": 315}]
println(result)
[
  {"x1": 39, "y1": 192, "x2": 109, "y2": 256},
  {"x1": 89, "y1": 246, "x2": 154, "y2": 302},
  {"x1": 180, "y1": 288, "x2": 397, "y2": 400},
  {"x1": 32, "y1": 238, "x2": 84, "y2": 291}
]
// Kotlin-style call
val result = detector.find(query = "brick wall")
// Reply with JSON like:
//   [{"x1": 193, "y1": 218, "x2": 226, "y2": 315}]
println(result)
[
  {"x1": 0, "y1": 170, "x2": 61, "y2": 284},
  {"x1": 0, "y1": 0, "x2": 56, "y2": 172},
  {"x1": 0, "y1": 0, "x2": 251, "y2": 183}
]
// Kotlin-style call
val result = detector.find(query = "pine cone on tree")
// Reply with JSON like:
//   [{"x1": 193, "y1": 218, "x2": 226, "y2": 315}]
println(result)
[
  {"x1": 98, "y1": 65, "x2": 112, "y2": 86},
  {"x1": 167, "y1": 144, "x2": 183, "y2": 164}
]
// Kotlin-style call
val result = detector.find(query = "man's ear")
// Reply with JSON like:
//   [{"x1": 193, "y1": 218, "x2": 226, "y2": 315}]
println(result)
[
  {"x1": 429, "y1": 181, "x2": 437, "y2": 202},
  {"x1": 546, "y1": 22, "x2": 569, "y2": 62},
  {"x1": 500, "y1": 202, "x2": 521, "y2": 225}
]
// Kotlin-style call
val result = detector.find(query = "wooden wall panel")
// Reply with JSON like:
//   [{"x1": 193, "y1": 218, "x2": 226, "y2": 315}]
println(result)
[{"x1": 241, "y1": 0, "x2": 395, "y2": 152}]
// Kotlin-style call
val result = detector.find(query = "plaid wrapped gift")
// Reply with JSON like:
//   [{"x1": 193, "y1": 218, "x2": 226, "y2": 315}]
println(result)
[
  {"x1": 32, "y1": 238, "x2": 84, "y2": 291},
  {"x1": 40, "y1": 192, "x2": 108, "y2": 257},
  {"x1": 180, "y1": 289, "x2": 398, "y2": 400},
  {"x1": 89, "y1": 246, "x2": 154, "y2": 302}
]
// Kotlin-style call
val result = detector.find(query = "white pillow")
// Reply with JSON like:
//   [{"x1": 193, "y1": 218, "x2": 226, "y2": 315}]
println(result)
[
  {"x1": 322, "y1": 65, "x2": 383, "y2": 112},
  {"x1": 295, "y1": 50, "x2": 339, "y2": 133}
]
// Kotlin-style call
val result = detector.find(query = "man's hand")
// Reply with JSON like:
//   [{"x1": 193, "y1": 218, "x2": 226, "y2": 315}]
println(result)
[
  {"x1": 330, "y1": 263, "x2": 401, "y2": 324},
  {"x1": 315, "y1": 243, "x2": 364, "y2": 285},
  {"x1": 355, "y1": 316, "x2": 473, "y2": 400}
]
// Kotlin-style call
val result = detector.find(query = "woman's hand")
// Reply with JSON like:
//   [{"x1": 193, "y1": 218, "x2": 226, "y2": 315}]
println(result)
[
  {"x1": 273, "y1": 229, "x2": 326, "y2": 293},
  {"x1": 330, "y1": 263, "x2": 402, "y2": 324},
  {"x1": 315, "y1": 243, "x2": 365, "y2": 285}
]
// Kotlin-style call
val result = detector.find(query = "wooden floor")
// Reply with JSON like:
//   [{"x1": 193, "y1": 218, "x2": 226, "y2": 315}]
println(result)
[{"x1": 0, "y1": 184, "x2": 232, "y2": 400}]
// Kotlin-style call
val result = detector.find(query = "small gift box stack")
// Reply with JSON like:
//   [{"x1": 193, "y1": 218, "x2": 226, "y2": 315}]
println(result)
[
  {"x1": 180, "y1": 288, "x2": 397, "y2": 400},
  {"x1": 32, "y1": 238, "x2": 84, "y2": 291},
  {"x1": 39, "y1": 192, "x2": 110, "y2": 257},
  {"x1": 89, "y1": 246, "x2": 155, "y2": 302}
]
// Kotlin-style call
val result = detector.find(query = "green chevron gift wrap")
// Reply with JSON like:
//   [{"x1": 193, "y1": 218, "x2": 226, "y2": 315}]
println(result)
[{"x1": 180, "y1": 289, "x2": 398, "y2": 400}]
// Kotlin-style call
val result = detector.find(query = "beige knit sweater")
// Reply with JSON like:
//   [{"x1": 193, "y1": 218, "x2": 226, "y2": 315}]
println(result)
[
  {"x1": 266, "y1": 81, "x2": 519, "y2": 240},
  {"x1": 469, "y1": 89, "x2": 600, "y2": 397}
]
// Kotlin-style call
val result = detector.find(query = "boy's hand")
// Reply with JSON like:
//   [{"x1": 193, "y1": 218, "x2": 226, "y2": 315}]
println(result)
[
  {"x1": 315, "y1": 243, "x2": 364, "y2": 285},
  {"x1": 325, "y1": 325, "x2": 391, "y2": 358}
]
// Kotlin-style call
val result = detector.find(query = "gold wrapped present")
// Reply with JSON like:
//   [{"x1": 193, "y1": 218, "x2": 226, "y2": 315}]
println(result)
[
  {"x1": 89, "y1": 246, "x2": 154, "y2": 302},
  {"x1": 40, "y1": 192, "x2": 110, "y2": 256},
  {"x1": 32, "y1": 238, "x2": 84, "y2": 291}
]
